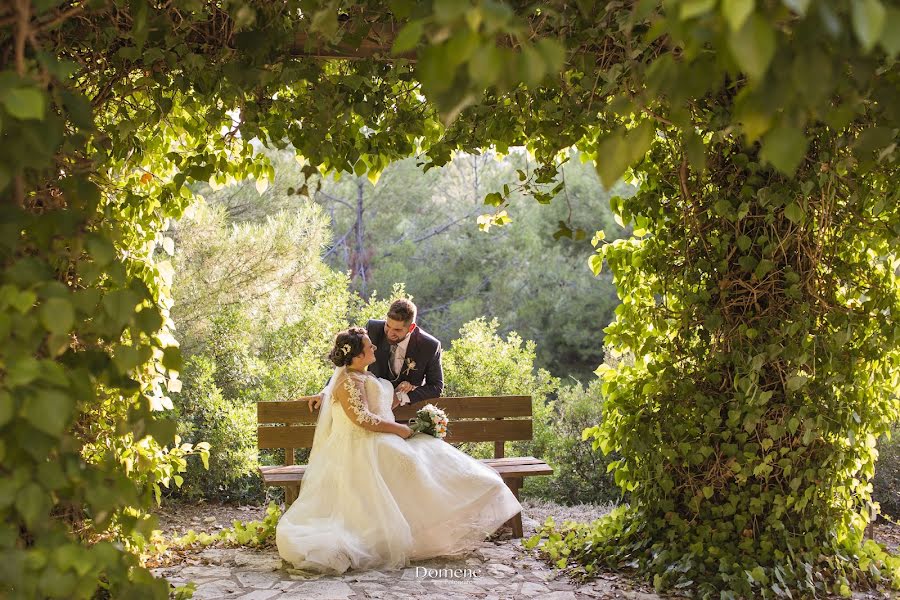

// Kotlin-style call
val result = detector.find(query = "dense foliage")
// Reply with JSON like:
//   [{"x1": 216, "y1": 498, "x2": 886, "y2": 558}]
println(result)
[{"x1": 1, "y1": 0, "x2": 898, "y2": 598}]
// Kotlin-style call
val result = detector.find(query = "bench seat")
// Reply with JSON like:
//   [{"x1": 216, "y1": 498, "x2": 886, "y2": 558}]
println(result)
[{"x1": 260, "y1": 455, "x2": 553, "y2": 486}]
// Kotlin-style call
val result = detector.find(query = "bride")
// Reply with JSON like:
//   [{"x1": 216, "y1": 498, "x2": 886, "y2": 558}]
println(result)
[{"x1": 275, "y1": 326, "x2": 522, "y2": 573}]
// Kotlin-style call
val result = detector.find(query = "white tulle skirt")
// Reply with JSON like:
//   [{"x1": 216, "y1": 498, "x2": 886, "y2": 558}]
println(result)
[{"x1": 276, "y1": 426, "x2": 522, "y2": 573}]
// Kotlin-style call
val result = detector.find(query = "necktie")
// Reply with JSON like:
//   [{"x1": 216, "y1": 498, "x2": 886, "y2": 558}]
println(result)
[{"x1": 389, "y1": 344, "x2": 398, "y2": 375}]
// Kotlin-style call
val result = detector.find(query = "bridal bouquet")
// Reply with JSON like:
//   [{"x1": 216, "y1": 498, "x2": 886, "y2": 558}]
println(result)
[{"x1": 409, "y1": 404, "x2": 449, "y2": 439}]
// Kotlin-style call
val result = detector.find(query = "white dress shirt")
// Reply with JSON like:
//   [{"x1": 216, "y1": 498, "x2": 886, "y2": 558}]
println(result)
[{"x1": 391, "y1": 332, "x2": 413, "y2": 406}]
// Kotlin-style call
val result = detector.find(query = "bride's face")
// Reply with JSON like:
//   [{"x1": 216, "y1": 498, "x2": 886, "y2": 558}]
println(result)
[{"x1": 356, "y1": 335, "x2": 377, "y2": 366}]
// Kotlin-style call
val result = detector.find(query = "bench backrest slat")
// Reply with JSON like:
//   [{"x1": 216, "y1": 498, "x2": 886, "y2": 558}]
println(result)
[
  {"x1": 257, "y1": 418, "x2": 533, "y2": 449},
  {"x1": 258, "y1": 395, "x2": 533, "y2": 425},
  {"x1": 393, "y1": 396, "x2": 532, "y2": 420},
  {"x1": 259, "y1": 425, "x2": 317, "y2": 449},
  {"x1": 257, "y1": 395, "x2": 534, "y2": 455}
]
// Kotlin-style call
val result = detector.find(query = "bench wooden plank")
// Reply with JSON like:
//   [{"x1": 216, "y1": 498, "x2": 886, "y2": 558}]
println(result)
[
  {"x1": 258, "y1": 400, "x2": 320, "y2": 424},
  {"x1": 258, "y1": 420, "x2": 533, "y2": 448},
  {"x1": 486, "y1": 456, "x2": 544, "y2": 467},
  {"x1": 442, "y1": 420, "x2": 532, "y2": 443},
  {"x1": 393, "y1": 396, "x2": 533, "y2": 419},
  {"x1": 490, "y1": 463, "x2": 554, "y2": 476},
  {"x1": 260, "y1": 457, "x2": 547, "y2": 475},
  {"x1": 260, "y1": 457, "x2": 553, "y2": 485},
  {"x1": 258, "y1": 396, "x2": 534, "y2": 425},
  {"x1": 258, "y1": 425, "x2": 317, "y2": 449}
]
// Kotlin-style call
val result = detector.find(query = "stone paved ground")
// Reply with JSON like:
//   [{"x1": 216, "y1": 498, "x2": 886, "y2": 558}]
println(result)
[
  {"x1": 152, "y1": 504, "x2": 663, "y2": 600},
  {"x1": 151, "y1": 501, "x2": 899, "y2": 600},
  {"x1": 152, "y1": 540, "x2": 664, "y2": 600}
]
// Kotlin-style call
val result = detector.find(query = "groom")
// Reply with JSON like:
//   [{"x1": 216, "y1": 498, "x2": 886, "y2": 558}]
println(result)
[
  {"x1": 366, "y1": 298, "x2": 444, "y2": 408},
  {"x1": 307, "y1": 298, "x2": 444, "y2": 411}
]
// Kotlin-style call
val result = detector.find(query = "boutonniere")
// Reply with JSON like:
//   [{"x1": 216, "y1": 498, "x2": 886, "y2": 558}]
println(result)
[{"x1": 403, "y1": 358, "x2": 416, "y2": 375}]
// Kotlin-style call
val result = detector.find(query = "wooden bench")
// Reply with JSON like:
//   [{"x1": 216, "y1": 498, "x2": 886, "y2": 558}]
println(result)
[{"x1": 257, "y1": 395, "x2": 553, "y2": 538}]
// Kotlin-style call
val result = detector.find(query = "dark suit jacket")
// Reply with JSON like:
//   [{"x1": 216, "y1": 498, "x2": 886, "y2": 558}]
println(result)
[{"x1": 365, "y1": 319, "x2": 444, "y2": 404}]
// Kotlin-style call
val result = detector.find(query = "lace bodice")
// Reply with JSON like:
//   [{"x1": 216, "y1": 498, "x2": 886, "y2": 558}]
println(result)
[{"x1": 332, "y1": 373, "x2": 396, "y2": 434}]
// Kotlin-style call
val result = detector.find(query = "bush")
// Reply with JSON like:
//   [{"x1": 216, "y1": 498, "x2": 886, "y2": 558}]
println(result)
[
  {"x1": 443, "y1": 318, "x2": 559, "y2": 478},
  {"x1": 170, "y1": 355, "x2": 259, "y2": 502},
  {"x1": 874, "y1": 423, "x2": 900, "y2": 519},
  {"x1": 537, "y1": 379, "x2": 623, "y2": 506}
]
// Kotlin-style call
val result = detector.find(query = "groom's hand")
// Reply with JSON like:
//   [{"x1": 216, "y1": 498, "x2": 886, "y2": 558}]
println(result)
[
  {"x1": 307, "y1": 394, "x2": 322, "y2": 412},
  {"x1": 391, "y1": 394, "x2": 401, "y2": 409},
  {"x1": 397, "y1": 381, "x2": 417, "y2": 394}
]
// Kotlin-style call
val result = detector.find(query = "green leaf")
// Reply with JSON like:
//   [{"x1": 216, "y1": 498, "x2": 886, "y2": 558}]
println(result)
[
  {"x1": 728, "y1": 14, "x2": 776, "y2": 81},
  {"x1": 434, "y1": 0, "x2": 468, "y2": 22},
  {"x1": 535, "y1": 38, "x2": 566, "y2": 72},
  {"x1": 102, "y1": 289, "x2": 140, "y2": 329},
  {"x1": 16, "y1": 483, "x2": 48, "y2": 529},
  {"x1": 8, "y1": 358, "x2": 40, "y2": 387},
  {"x1": 310, "y1": 7, "x2": 338, "y2": 37},
  {"x1": 392, "y1": 20, "x2": 423, "y2": 54},
  {"x1": 852, "y1": 0, "x2": 886, "y2": 53},
  {"x1": 112, "y1": 346, "x2": 141, "y2": 374},
  {"x1": 468, "y1": 44, "x2": 502, "y2": 85},
  {"x1": 723, "y1": 0, "x2": 754, "y2": 31},
  {"x1": 22, "y1": 390, "x2": 72, "y2": 437},
  {"x1": 760, "y1": 127, "x2": 808, "y2": 175},
  {"x1": 681, "y1": 0, "x2": 716, "y2": 19},
  {"x1": 787, "y1": 374, "x2": 809, "y2": 392},
  {"x1": 684, "y1": 129, "x2": 706, "y2": 172},
  {"x1": 0, "y1": 391, "x2": 13, "y2": 427},
  {"x1": 783, "y1": 202, "x2": 805, "y2": 224},
  {"x1": 87, "y1": 235, "x2": 116, "y2": 267},
  {"x1": 60, "y1": 89, "x2": 94, "y2": 130},
  {"x1": 880, "y1": 7, "x2": 900, "y2": 57},
  {"x1": 2, "y1": 87, "x2": 47, "y2": 121},
  {"x1": 39, "y1": 297, "x2": 74, "y2": 334},
  {"x1": 483, "y1": 191, "x2": 504, "y2": 206},
  {"x1": 162, "y1": 346, "x2": 182, "y2": 371},
  {"x1": 589, "y1": 254, "x2": 604, "y2": 276},
  {"x1": 595, "y1": 122, "x2": 654, "y2": 188},
  {"x1": 595, "y1": 134, "x2": 628, "y2": 188},
  {"x1": 754, "y1": 259, "x2": 775, "y2": 278}
]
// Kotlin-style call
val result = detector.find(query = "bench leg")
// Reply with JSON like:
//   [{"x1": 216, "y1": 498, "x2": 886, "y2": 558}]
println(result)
[
  {"x1": 284, "y1": 485, "x2": 299, "y2": 506},
  {"x1": 503, "y1": 477, "x2": 524, "y2": 538}
]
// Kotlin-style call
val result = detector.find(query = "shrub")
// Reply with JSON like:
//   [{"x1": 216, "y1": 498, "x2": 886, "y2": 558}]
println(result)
[
  {"x1": 539, "y1": 379, "x2": 623, "y2": 506},
  {"x1": 874, "y1": 423, "x2": 900, "y2": 519},
  {"x1": 169, "y1": 355, "x2": 259, "y2": 502},
  {"x1": 443, "y1": 317, "x2": 559, "y2": 479}
]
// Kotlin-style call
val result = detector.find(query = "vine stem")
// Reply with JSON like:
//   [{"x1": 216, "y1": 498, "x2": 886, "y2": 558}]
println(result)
[{"x1": 12, "y1": 0, "x2": 31, "y2": 208}]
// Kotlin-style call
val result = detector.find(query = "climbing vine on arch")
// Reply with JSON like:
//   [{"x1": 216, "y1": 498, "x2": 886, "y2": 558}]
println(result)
[{"x1": 1, "y1": 0, "x2": 898, "y2": 598}]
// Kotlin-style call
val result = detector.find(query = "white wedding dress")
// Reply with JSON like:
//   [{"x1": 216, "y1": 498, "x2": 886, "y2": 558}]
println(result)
[{"x1": 275, "y1": 368, "x2": 522, "y2": 573}]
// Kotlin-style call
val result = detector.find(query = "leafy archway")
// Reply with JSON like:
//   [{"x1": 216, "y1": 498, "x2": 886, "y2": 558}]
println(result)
[{"x1": 1, "y1": 1, "x2": 898, "y2": 598}]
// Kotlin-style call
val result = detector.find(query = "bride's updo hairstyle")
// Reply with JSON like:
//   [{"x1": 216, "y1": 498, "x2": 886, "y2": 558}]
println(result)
[{"x1": 328, "y1": 326, "x2": 367, "y2": 367}]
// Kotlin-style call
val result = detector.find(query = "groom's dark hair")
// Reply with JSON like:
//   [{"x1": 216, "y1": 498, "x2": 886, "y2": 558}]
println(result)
[
  {"x1": 329, "y1": 326, "x2": 367, "y2": 367},
  {"x1": 387, "y1": 298, "x2": 416, "y2": 325}
]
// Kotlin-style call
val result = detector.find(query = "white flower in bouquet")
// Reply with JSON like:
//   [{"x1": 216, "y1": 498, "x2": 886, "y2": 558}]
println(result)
[{"x1": 410, "y1": 404, "x2": 449, "y2": 439}]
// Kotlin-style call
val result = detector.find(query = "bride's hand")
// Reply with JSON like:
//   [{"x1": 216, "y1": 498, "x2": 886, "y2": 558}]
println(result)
[{"x1": 397, "y1": 424, "x2": 414, "y2": 439}]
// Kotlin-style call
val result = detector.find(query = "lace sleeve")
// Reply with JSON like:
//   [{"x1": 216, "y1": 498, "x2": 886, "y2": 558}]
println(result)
[{"x1": 338, "y1": 376, "x2": 383, "y2": 427}]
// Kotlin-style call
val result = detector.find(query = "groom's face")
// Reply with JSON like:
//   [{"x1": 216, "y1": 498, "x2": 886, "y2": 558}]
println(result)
[{"x1": 384, "y1": 318, "x2": 413, "y2": 344}]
